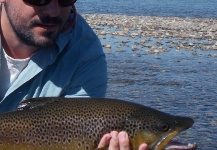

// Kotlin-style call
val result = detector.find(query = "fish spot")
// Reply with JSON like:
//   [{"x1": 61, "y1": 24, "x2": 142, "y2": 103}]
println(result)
[
  {"x1": 67, "y1": 138, "x2": 72, "y2": 143},
  {"x1": 78, "y1": 142, "x2": 82, "y2": 148},
  {"x1": 85, "y1": 145, "x2": 89, "y2": 150},
  {"x1": 62, "y1": 138, "x2": 67, "y2": 144}
]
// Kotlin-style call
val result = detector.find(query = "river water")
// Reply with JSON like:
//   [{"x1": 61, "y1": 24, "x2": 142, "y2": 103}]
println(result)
[
  {"x1": 76, "y1": 0, "x2": 217, "y2": 18},
  {"x1": 76, "y1": 1, "x2": 217, "y2": 149},
  {"x1": 99, "y1": 33, "x2": 217, "y2": 149}
]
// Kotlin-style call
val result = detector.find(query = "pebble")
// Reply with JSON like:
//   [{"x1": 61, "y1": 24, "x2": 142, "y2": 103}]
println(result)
[
  {"x1": 104, "y1": 44, "x2": 111, "y2": 48},
  {"x1": 140, "y1": 40, "x2": 146, "y2": 45},
  {"x1": 132, "y1": 45, "x2": 138, "y2": 51},
  {"x1": 116, "y1": 49, "x2": 125, "y2": 52},
  {"x1": 208, "y1": 54, "x2": 217, "y2": 57},
  {"x1": 131, "y1": 33, "x2": 139, "y2": 37},
  {"x1": 99, "y1": 31, "x2": 107, "y2": 35},
  {"x1": 117, "y1": 31, "x2": 125, "y2": 36}
]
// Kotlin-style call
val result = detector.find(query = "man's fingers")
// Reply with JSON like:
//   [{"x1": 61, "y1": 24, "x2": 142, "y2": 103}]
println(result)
[
  {"x1": 139, "y1": 143, "x2": 149, "y2": 150},
  {"x1": 98, "y1": 131, "x2": 148, "y2": 150},
  {"x1": 108, "y1": 131, "x2": 119, "y2": 150},
  {"x1": 97, "y1": 133, "x2": 112, "y2": 148},
  {"x1": 118, "y1": 131, "x2": 130, "y2": 150}
]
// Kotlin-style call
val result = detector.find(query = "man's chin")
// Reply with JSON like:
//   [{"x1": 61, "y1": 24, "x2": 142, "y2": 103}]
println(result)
[
  {"x1": 33, "y1": 39, "x2": 55, "y2": 48},
  {"x1": 23, "y1": 37, "x2": 55, "y2": 48},
  {"x1": 31, "y1": 32, "x2": 58, "y2": 48},
  {"x1": 15, "y1": 27, "x2": 59, "y2": 48}
]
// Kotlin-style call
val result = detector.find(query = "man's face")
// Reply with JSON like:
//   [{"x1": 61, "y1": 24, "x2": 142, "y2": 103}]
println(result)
[{"x1": 4, "y1": 0, "x2": 71, "y2": 48}]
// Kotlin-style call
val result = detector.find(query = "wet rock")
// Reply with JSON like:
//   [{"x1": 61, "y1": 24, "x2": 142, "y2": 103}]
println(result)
[
  {"x1": 132, "y1": 45, "x2": 138, "y2": 51},
  {"x1": 104, "y1": 44, "x2": 111, "y2": 48},
  {"x1": 99, "y1": 31, "x2": 107, "y2": 35},
  {"x1": 140, "y1": 40, "x2": 146, "y2": 45},
  {"x1": 116, "y1": 49, "x2": 125, "y2": 52}
]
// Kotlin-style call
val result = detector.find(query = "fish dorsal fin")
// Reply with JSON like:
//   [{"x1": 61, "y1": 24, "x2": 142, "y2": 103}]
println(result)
[{"x1": 17, "y1": 97, "x2": 59, "y2": 110}]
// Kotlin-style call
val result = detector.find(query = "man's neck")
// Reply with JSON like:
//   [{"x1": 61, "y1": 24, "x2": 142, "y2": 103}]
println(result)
[{"x1": 1, "y1": 33, "x2": 38, "y2": 59}]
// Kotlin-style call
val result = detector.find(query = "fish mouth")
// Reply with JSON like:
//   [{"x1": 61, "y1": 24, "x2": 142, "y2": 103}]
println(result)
[
  {"x1": 154, "y1": 131, "x2": 197, "y2": 150},
  {"x1": 165, "y1": 140, "x2": 197, "y2": 150}
]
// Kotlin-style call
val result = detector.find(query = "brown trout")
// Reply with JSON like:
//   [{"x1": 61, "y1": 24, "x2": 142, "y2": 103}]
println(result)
[{"x1": 0, "y1": 97, "x2": 197, "y2": 150}]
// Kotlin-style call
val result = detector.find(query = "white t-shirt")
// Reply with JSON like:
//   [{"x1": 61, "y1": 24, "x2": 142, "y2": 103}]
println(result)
[{"x1": 0, "y1": 49, "x2": 30, "y2": 99}]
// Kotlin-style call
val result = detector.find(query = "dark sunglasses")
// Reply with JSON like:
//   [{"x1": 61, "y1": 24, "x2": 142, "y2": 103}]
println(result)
[{"x1": 23, "y1": 0, "x2": 77, "y2": 7}]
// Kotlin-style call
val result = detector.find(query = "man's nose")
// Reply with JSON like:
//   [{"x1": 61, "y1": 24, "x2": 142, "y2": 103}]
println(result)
[{"x1": 42, "y1": 0, "x2": 60, "y2": 17}]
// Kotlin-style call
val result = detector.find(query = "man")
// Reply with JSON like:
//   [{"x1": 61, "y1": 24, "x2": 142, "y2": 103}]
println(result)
[{"x1": 0, "y1": 0, "x2": 148, "y2": 149}]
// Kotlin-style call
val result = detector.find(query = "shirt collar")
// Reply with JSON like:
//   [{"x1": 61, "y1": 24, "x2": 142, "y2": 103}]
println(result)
[{"x1": 55, "y1": 10, "x2": 76, "y2": 53}]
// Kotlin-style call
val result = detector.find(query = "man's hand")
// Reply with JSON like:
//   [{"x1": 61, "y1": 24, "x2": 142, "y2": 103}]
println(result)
[{"x1": 98, "y1": 131, "x2": 148, "y2": 150}]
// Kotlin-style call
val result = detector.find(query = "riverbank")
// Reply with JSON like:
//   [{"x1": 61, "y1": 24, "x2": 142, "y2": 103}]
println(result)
[{"x1": 82, "y1": 14, "x2": 217, "y2": 52}]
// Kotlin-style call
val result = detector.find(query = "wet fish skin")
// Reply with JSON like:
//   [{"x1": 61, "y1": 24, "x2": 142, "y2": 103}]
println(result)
[{"x1": 0, "y1": 97, "x2": 195, "y2": 150}]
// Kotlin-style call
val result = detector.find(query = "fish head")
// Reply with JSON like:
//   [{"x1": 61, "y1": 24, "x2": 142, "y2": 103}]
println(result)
[{"x1": 124, "y1": 107, "x2": 195, "y2": 150}]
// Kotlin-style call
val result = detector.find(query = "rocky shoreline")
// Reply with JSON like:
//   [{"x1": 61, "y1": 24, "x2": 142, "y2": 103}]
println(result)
[{"x1": 82, "y1": 14, "x2": 217, "y2": 52}]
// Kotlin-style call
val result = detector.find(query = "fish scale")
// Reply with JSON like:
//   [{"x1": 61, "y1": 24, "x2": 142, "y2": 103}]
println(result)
[{"x1": 0, "y1": 97, "x2": 196, "y2": 150}]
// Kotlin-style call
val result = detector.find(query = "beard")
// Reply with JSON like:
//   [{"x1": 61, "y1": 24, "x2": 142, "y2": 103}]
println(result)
[{"x1": 4, "y1": 3, "x2": 63, "y2": 48}]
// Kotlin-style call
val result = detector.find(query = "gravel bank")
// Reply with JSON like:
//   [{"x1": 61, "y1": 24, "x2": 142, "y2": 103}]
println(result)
[
  {"x1": 81, "y1": 14, "x2": 217, "y2": 53},
  {"x1": 82, "y1": 14, "x2": 217, "y2": 40}
]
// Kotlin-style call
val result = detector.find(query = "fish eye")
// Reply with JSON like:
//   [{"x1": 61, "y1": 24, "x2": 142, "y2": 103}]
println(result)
[{"x1": 162, "y1": 124, "x2": 170, "y2": 131}]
